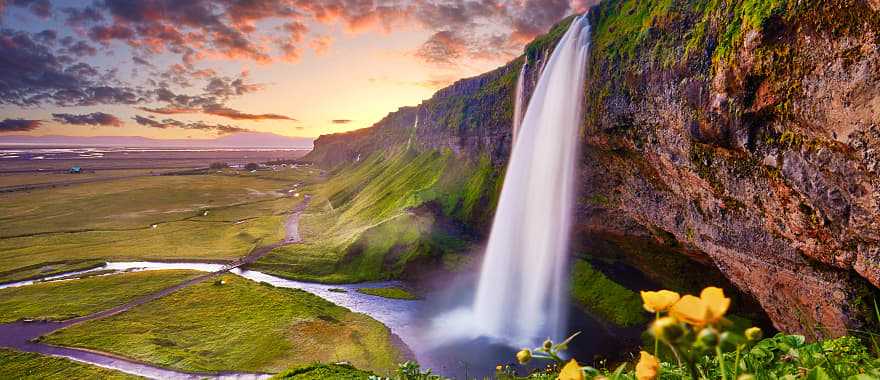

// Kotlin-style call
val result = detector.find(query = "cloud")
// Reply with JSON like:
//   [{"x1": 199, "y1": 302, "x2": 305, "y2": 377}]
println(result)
[
  {"x1": 204, "y1": 76, "x2": 263, "y2": 98},
  {"x1": 310, "y1": 35, "x2": 333, "y2": 55},
  {"x1": 52, "y1": 112, "x2": 123, "y2": 127},
  {"x1": 0, "y1": 118, "x2": 42, "y2": 132},
  {"x1": 0, "y1": 29, "x2": 147, "y2": 106},
  {"x1": 415, "y1": 30, "x2": 467, "y2": 65},
  {"x1": 137, "y1": 106, "x2": 198, "y2": 115},
  {"x1": 61, "y1": 40, "x2": 98, "y2": 57},
  {"x1": 202, "y1": 105, "x2": 296, "y2": 121},
  {"x1": 3, "y1": 0, "x2": 51, "y2": 18},
  {"x1": 41, "y1": 0, "x2": 586, "y2": 69},
  {"x1": 331, "y1": 119, "x2": 352, "y2": 124},
  {"x1": 139, "y1": 104, "x2": 295, "y2": 121},
  {"x1": 133, "y1": 115, "x2": 249, "y2": 134},
  {"x1": 62, "y1": 5, "x2": 105, "y2": 26}
]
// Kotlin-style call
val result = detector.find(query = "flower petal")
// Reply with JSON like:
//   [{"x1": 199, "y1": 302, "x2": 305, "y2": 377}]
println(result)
[
  {"x1": 557, "y1": 359, "x2": 584, "y2": 380},
  {"x1": 700, "y1": 287, "x2": 730, "y2": 322},
  {"x1": 670, "y1": 295, "x2": 710, "y2": 326},
  {"x1": 641, "y1": 290, "x2": 681, "y2": 313},
  {"x1": 635, "y1": 351, "x2": 660, "y2": 380}
]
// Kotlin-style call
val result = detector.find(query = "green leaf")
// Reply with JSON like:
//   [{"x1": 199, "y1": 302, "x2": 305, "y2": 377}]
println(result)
[
  {"x1": 610, "y1": 363, "x2": 627, "y2": 380},
  {"x1": 806, "y1": 367, "x2": 832, "y2": 380}
]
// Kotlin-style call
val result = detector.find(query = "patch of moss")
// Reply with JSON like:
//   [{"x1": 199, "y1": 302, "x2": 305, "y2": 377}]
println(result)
[
  {"x1": 570, "y1": 259, "x2": 648, "y2": 327},
  {"x1": 592, "y1": 0, "x2": 676, "y2": 65},
  {"x1": 357, "y1": 287, "x2": 419, "y2": 300}
]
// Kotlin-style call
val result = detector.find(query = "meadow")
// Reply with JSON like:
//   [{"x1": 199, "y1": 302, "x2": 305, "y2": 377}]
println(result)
[
  {"x1": 0, "y1": 168, "x2": 311, "y2": 283},
  {"x1": 0, "y1": 270, "x2": 200, "y2": 323},
  {"x1": 43, "y1": 274, "x2": 404, "y2": 374},
  {"x1": 0, "y1": 169, "x2": 159, "y2": 188},
  {"x1": 0, "y1": 349, "x2": 141, "y2": 380}
]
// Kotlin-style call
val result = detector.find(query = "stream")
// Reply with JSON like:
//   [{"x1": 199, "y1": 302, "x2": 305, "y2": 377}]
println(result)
[
  {"x1": 0, "y1": 259, "x2": 642, "y2": 379},
  {"x1": 0, "y1": 261, "x2": 424, "y2": 379}
]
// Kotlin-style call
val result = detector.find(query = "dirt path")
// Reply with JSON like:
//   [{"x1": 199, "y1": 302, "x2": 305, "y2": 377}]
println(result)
[{"x1": 0, "y1": 196, "x2": 311, "y2": 379}]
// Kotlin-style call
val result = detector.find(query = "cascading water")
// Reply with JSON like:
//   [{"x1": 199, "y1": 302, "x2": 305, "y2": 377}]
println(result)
[
  {"x1": 512, "y1": 62, "x2": 527, "y2": 144},
  {"x1": 470, "y1": 15, "x2": 591, "y2": 346}
]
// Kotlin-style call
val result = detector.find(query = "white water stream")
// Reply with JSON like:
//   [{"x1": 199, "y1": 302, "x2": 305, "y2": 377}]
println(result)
[{"x1": 437, "y1": 16, "x2": 592, "y2": 348}]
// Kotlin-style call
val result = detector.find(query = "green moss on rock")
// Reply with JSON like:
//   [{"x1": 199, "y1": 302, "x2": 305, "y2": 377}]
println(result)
[{"x1": 570, "y1": 259, "x2": 648, "y2": 327}]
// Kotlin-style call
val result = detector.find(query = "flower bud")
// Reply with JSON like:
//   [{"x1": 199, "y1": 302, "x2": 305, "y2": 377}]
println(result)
[
  {"x1": 650, "y1": 316, "x2": 684, "y2": 342},
  {"x1": 697, "y1": 327, "x2": 719, "y2": 347},
  {"x1": 516, "y1": 349, "x2": 532, "y2": 364},
  {"x1": 719, "y1": 331, "x2": 745, "y2": 348},
  {"x1": 495, "y1": 365, "x2": 503, "y2": 372},
  {"x1": 543, "y1": 339, "x2": 553, "y2": 350},
  {"x1": 745, "y1": 327, "x2": 763, "y2": 342}
]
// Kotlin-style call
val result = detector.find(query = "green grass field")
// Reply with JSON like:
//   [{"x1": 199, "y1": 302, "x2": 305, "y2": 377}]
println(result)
[
  {"x1": 43, "y1": 274, "x2": 404, "y2": 375},
  {"x1": 0, "y1": 169, "x2": 159, "y2": 188},
  {"x1": 0, "y1": 349, "x2": 142, "y2": 380},
  {"x1": 356, "y1": 287, "x2": 419, "y2": 300},
  {"x1": 0, "y1": 171, "x2": 302, "y2": 283},
  {"x1": 0, "y1": 270, "x2": 200, "y2": 323},
  {"x1": 0, "y1": 173, "x2": 291, "y2": 237}
]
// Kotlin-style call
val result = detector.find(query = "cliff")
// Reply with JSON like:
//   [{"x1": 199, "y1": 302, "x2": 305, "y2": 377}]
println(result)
[{"x1": 303, "y1": 0, "x2": 880, "y2": 339}]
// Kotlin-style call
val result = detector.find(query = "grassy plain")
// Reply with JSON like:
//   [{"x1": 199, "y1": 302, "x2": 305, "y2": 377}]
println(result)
[
  {"x1": 44, "y1": 274, "x2": 403, "y2": 374},
  {"x1": 0, "y1": 270, "x2": 200, "y2": 323},
  {"x1": 0, "y1": 349, "x2": 142, "y2": 380},
  {"x1": 0, "y1": 173, "x2": 291, "y2": 237},
  {"x1": 0, "y1": 169, "x2": 159, "y2": 188},
  {"x1": 0, "y1": 169, "x2": 311, "y2": 283}
]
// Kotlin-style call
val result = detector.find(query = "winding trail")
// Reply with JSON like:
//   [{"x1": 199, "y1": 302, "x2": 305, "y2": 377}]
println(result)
[{"x1": 0, "y1": 196, "x2": 312, "y2": 380}]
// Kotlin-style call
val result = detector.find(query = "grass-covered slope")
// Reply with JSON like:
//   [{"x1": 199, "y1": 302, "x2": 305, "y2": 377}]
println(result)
[
  {"x1": 0, "y1": 270, "x2": 199, "y2": 323},
  {"x1": 44, "y1": 274, "x2": 403, "y2": 374},
  {"x1": 0, "y1": 349, "x2": 142, "y2": 380},
  {"x1": 252, "y1": 148, "x2": 500, "y2": 283}
]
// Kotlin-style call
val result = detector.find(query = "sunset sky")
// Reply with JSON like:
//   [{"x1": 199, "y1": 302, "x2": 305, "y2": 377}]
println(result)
[{"x1": 0, "y1": 0, "x2": 589, "y2": 139}]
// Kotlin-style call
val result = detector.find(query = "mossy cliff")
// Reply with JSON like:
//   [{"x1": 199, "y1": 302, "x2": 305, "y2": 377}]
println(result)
[{"x1": 304, "y1": 0, "x2": 880, "y2": 339}]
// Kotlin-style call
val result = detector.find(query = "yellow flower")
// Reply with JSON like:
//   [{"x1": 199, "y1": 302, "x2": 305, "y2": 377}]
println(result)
[
  {"x1": 516, "y1": 349, "x2": 532, "y2": 364},
  {"x1": 670, "y1": 294, "x2": 710, "y2": 326},
  {"x1": 669, "y1": 287, "x2": 731, "y2": 326},
  {"x1": 635, "y1": 351, "x2": 660, "y2": 380},
  {"x1": 641, "y1": 290, "x2": 681, "y2": 313},
  {"x1": 700, "y1": 287, "x2": 730, "y2": 321},
  {"x1": 557, "y1": 359, "x2": 584, "y2": 380}
]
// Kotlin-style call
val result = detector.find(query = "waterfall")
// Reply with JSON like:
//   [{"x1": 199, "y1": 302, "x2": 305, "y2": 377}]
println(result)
[
  {"x1": 512, "y1": 62, "x2": 527, "y2": 144},
  {"x1": 407, "y1": 113, "x2": 419, "y2": 148},
  {"x1": 471, "y1": 15, "x2": 591, "y2": 346}
]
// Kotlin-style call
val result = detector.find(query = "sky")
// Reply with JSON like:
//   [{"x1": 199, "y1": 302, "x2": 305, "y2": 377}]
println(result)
[{"x1": 0, "y1": 0, "x2": 591, "y2": 140}]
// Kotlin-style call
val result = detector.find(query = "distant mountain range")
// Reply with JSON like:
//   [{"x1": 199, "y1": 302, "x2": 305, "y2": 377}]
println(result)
[{"x1": 0, "y1": 132, "x2": 314, "y2": 149}]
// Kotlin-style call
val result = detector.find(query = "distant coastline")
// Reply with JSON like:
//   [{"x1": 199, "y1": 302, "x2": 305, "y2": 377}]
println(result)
[{"x1": 0, "y1": 131, "x2": 314, "y2": 150}]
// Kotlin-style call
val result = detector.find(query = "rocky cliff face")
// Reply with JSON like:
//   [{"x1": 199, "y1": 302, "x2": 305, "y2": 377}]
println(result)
[{"x1": 305, "y1": 0, "x2": 880, "y2": 339}]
